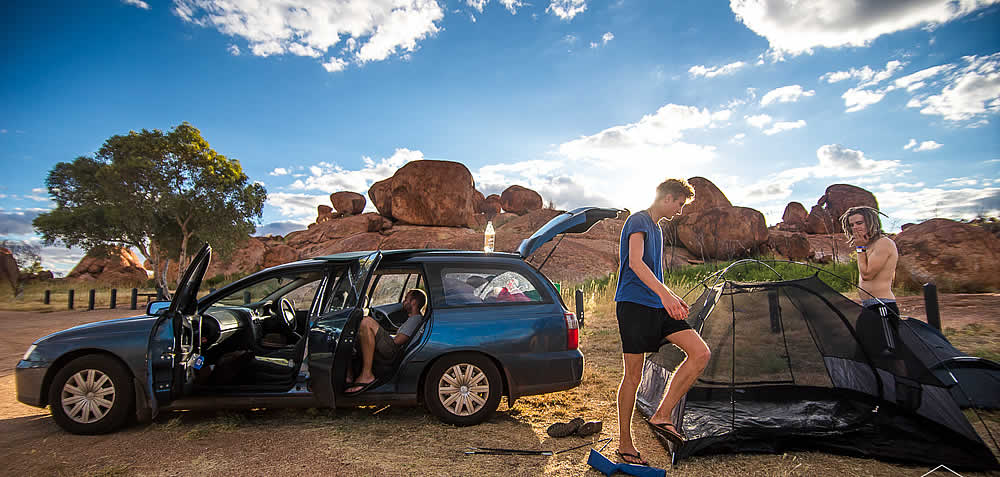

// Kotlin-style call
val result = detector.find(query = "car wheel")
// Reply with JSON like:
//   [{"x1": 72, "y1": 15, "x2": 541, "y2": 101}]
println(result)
[
  {"x1": 424, "y1": 353, "x2": 502, "y2": 426},
  {"x1": 48, "y1": 355, "x2": 134, "y2": 435}
]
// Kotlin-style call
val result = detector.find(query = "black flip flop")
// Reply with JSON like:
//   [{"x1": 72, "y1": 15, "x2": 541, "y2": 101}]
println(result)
[
  {"x1": 615, "y1": 449, "x2": 649, "y2": 466},
  {"x1": 344, "y1": 380, "x2": 376, "y2": 395},
  {"x1": 647, "y1": 421, "x2": 685, "y2": 445}
]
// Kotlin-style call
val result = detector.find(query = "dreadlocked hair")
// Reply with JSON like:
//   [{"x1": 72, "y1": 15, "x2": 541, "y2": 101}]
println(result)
[{"x1": 840, "y1": 206, "x2": 884, "y2": 245}]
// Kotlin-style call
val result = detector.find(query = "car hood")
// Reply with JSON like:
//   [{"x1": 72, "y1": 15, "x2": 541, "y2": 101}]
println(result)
[{"x1": 35, "y1": 314, "x2": 158, "y2": 345}]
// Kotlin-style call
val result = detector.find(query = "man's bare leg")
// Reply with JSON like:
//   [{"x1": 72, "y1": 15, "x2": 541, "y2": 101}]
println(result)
[
  {"x1": 347, "y1": 317, "x2": 379, "y2": 391},
  {"x1": 649, "y1": 330, "x2": 711, "y2": 427},
  {"x1": 617, "y1": 352, "x2": 646, "y2": 462}
]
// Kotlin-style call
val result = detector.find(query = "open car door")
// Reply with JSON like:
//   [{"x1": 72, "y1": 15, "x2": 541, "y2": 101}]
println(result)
[
  {"x1": 146, "y1": 243, "x2": 211, "y2": 417},
  {"x1": 517, "y1": 207, "x2": 623, "y2": 259}
]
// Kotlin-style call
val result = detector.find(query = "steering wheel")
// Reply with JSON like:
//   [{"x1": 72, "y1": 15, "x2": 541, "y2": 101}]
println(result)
[{"x1": 278, "y1": 297, "x2": 296, "y2": 334}]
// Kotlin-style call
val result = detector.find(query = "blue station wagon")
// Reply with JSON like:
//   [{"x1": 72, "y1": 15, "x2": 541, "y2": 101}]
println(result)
[{"x1": 16, "y1": 207, "x2": 621, "y2": 434}]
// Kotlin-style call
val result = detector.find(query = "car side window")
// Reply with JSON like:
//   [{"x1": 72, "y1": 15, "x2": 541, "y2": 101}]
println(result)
[
  {"x1": 440, "y1": 267, "x2": 542, "y2": 306},
  {"x1": 369, "y1": 272, "x2": 423, "y2": 307},
  {"x1": 213, "y1": 270, "x2": 324, "y2": 308}
]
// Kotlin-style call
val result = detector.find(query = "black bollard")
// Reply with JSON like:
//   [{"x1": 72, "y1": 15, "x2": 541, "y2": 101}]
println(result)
[
  {"x1": 88, "y1": 289, "x2": 96, "y2": 310},
  {"x1": 131, "y1": 288, "x2": 138, "y2": 310},
  {"x1": 44, "y1": 290, "x2": 50, "y2": 305},
  {"x1": 923, "y1": 282, "x2": 941, "y2": 331},
  {"x1": 244, "y1": 291, "x2": 252, "y2": 305},
  {"x1": 68, "y1": 289, "x2": 75, "y2": 310},
  {"x1": 110, "y1": 289, "x2": 117, "y2": 309},
  {"x1": 156, "y1": 286, "x2": 165, "y2": 301},
  {"x1": 575, "y1": 289, "x2": 585, "y2": 329}
]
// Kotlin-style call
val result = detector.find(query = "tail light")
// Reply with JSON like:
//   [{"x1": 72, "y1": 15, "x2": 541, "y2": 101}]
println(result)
[{"x1": 564, "y1": 311, "x2": 579, "y2": 350}]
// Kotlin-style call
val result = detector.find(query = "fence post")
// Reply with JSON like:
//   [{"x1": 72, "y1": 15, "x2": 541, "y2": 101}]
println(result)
[
  {"x1": 244, "y1": 291, "x2": 252, "y2": 305},
  {"x1": 575, "y1": 289, "x2": 585, "y2": 329},
  {"x1": 923, "y1": 282, "x2": 941, "y2": 331},
  {"x1": 68, "y1": 289, "x2": 75, "y2": 310},
  {"x1": 131, "y1": 288, "x2": 138, "y2": 310},
  {"x1": 43, "y1": 290, "x2": 51, "y2": 305},
  {"x1": 110, "y1": 289, "x2": 117, "y2": 309},
  {"x1": 156, "y1": 286, "x2": 165, "y2": 301},
  {"x1": 88, "y1": 289, "x2": 96, "y2": 310}
]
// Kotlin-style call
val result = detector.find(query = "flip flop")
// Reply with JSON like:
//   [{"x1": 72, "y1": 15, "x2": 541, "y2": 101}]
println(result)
[
  {"x1": 615, "y1": 449, "x2": 649, "y2": 466},
  {"x1": 345, "y1": 380, "x2": 376, "y2": 395},
  {"x1": 647, "y1": 421, "x2": 685, "y2": 445}
]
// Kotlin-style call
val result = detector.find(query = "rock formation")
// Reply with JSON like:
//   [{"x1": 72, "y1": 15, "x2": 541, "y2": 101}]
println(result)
[
  {"x1": 806, "y1": 204, "x2": 833, "y2": 235},
  {"x1": 390, "y1": 160, "x2": 476, "y2": 227},
  {"x1": 368, "y1": 177, "x2": 393, "y2": 217},
  {"x1": 0, "y1": 248, "x2": 17, "y2": 293},
  {"x1": 684, "y1": 177, "x2": 732, "y2": 215},
  {"x1": 778, "y1": 202, "x2": 808, "y2": 232},
  {"x1": 676, "y1": 207, "x2": 768, "y2": 260},
  {"x1": 766, "y1": 230, "x2": 811, "y2": 261},
  {"x1": 330, "y1": 191, "x2": 366, "y2": 216},
  {"x1": 68, "y1": 247, "x2": 149, "y2": 284},
  {"x1": 819, "y1": 184, "x2": 878, "y2": 233},
  {"x1": 500, "y1": 185, "x2": 543, "y2": 215},
  {"x1": 317, "y1": 205, "x2": 334, "y2": 223},
  {"x1": 894, "y1": 218, "x2": 1000, "y2": 292}
]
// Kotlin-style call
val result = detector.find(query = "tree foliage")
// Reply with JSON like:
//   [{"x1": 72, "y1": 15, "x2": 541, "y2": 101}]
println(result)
[
  {"x1": 34, "y1": 123, "x2": 267, "y2": 286},
  {"x1": 0, "y1": 241, "x2": 44, "y2": 274}
]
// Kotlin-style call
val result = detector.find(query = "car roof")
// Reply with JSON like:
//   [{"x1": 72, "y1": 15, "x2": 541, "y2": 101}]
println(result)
[{"x1": 312, "y1": 249, "x2": 522, "y2": 262}]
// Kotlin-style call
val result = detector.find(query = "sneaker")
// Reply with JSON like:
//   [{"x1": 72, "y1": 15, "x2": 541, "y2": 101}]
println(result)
[
  {"x1": 576, "y1": 420, "x2": 603, "y2": 437},
  {"x1": 546, "y1": 417, "x2": 585, "y2": 437}
]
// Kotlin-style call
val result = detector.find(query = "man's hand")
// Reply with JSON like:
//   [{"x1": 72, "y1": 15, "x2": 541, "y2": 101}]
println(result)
[{"x1": 660, "y1": 292, "x2": 688, "y2": 320}]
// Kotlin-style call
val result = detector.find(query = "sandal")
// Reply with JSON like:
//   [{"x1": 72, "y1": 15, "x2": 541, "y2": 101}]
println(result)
[
  {"x1": 647, "y1": 421, "x2": 685, "y2": 445},
  {"x1": 615, "y1": 449, "x2": 649, "y2": 466},
  {"x1": 344, "y1": 380, "x2": 376, "y2": 395}
]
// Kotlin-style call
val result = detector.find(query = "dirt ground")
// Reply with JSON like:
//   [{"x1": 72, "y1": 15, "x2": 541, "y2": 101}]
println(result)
[{"x1": 1, "y1": 295, "x2": 998, "y2": 476}]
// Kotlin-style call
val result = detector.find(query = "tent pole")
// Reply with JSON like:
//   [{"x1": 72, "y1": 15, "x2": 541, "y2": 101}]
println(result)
[{"x1": 923, "y1": 282, "x2": 941, "y2": 331}]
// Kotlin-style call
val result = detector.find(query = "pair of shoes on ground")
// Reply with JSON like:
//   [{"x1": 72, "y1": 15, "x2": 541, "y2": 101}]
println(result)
[{"x1": 546, "y1": 417, "x2": 603, "y2": 438}]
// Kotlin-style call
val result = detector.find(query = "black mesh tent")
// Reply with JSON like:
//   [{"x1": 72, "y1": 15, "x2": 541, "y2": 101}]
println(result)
[{"x1": 635, "y1": 263, "x2": 999, "y2": 470}]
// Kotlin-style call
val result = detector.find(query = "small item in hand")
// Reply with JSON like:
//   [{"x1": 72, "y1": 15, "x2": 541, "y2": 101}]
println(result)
[{"x1": 856, "y1": 246, "x2": 866, "y2": 254}]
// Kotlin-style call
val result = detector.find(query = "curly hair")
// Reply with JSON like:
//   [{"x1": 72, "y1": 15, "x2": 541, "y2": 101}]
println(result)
[
  {"x1": 655, "y1": 178, "x2": 696, "y2": 204},
  {"x1": 840, "y1": 206, "x2": 884, "y2": 245}
]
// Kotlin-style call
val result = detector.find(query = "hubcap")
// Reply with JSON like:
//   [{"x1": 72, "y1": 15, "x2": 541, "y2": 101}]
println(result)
[
  {"x1": 61, "y1": 369, "x2": 115, "y2": 424},
  {"x1": 438, "y1": 363, "x2": 489, "y2": 416}
]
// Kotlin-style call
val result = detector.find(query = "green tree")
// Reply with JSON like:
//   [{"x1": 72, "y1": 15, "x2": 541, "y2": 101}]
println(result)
[
  {"x1": 0, "y1": 241, "x2": 44, "y2": 274},
  {"x1": 34, "y1": 123, "x2": 267, "y2": 291}
]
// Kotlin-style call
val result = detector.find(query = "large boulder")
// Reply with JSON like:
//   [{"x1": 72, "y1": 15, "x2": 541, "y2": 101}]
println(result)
[
  {"x1": 819, "y1": 184, "x2": 878, "y2": 233},
  {"x1": 390, "y1": 160, "x2": 476, "y2": 227},
  {"x1": 292, "y1": 213, "x2": 393, "y2": 258},
  {"x1": 778, "y1": 202, "x2": 809, "y2": 232},
  {"x1": 304, "y1": 232, "x2": 386, "y2": 256},
  {"x1": 68, "y1": 247, "x2": 149, "y2": 284},
  {"x1": 895, "y1": 219, "x2": 1000, "y2": 292},
  {"x1": 317, "y1": 205, "x2": 334, "y2": 223},
  {"x1": 205, "y1": 237, "x2": 268, "y2": 280},
  {"x1": 262, "y1": 244, "x2": 299, "y2": 268},
  {"x1": 766, "y1": 230, "x2": 811, "y2": 261},
  {"x1": 478, "y1": 193, "x2": 503, "y2": 216},
  {"x1": 500, "y1": 185, "x2": 543, "y2": 215},
  {"x1": 805, "y1": 204, "x2": 833, "y2": 235},
  {"x1": 381, "y1": 226, "x2": 481, "y2": 250},
  {"x1": 676, "y1": 207, "x2": 768, "y2": 260},
  {"x1": 495, "y1": 209, "x2": 563, "y2": 252},
  {"x1": 805, "y1": 234, "x2": 853, "y2": 264},
  {"x1": 0, "y1": 248, "x2": 17, "y2": 293},
  {"x1": 684, "y1": 177, "x2": 732, "y2": 215},
  {"x1": 330, "y1": 191, "x2": 366, "y2": 216},
  {"x1": 368, "y1": 177, "x2": 393, "y2": 218}
]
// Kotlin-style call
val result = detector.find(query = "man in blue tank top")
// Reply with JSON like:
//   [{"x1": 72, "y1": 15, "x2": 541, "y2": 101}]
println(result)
[{"x1": 613, "y1": 178, "x2": 711, "y2": 466}]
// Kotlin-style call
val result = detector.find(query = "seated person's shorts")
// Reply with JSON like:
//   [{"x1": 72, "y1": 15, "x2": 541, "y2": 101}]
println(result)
[
  {"x1": 616, "y1": 301, "x2": 692, "y2": 354},
  {"x1": 374, "y1": 327, "x2": 401, "y2": 363}
]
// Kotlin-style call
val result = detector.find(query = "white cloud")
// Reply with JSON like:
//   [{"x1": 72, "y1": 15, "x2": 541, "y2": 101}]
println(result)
[
  {"x1": 894, "y1": 64, "x2": 954, "y2": 90},
  {"x1": 269, "y1": 168, "x2": 290, "y2": 176},
  {"x1": 760, "y1": 85, "x2": 815, "y2": 106},
  {"x1": 763, "y1": 119, "x2": 806, "y2": 135},
  {"x1": 289, "y1": 148, "x2": 425, "y2": 194},
  {"x1": 228, "y1": 44, "x2": 240, "y2": 56},
  {"x1": 266, "y1": 192, "x2": 332, "y2": 223},
  {"x1": 945, "y1": 177, "x2": 978, "y2": 186},
  {"x1": 820, "y1": 60, "x2": 905, "y2": 87},
  {"x1": 876, "y1": 186, "x2": 999, "y2": 222},
  {"x1": 173, "y1": 0, "x2": 445, "y2": 71},
  {"x1": 904, "y1": 139, "x2": 943, "y2": 151},
  {"x1": 0, "y1": 129, "x2": 6, "y2": 134},
  {"x1": 731, "y1": 0, "x2": 1000, "y2": 56},
  {"x1": 590, "y1": 31, "x2": 614, "y2": 48},
  {"x1": 907, "y1": 53, "x2": 1000, "y2": 121},
  {"x1": 730, "y1": 133, "x2": 746, "y2": 144},
  {"x1": 466, "y1": 0, "x2": 487, "y2": 12},
  {"x1": 689, "y1": 61, "x2": 746, "y2": 78},
  {"x1": 123, "y1": 0, "x2": 150, "y2": 10},
  {"x1": 547, "y1": 0, "x2": 587, "y2": 20},
  {"x1": 843, "y1": 87, "x2": 886, "y2": 112},
  {"x1": 499, "y1": 0, "x2": 523, "y2": 14},
  {"x1": 815, "y1": 144, "x2": 900, "y2": 176},
  {"x1": 745, "y1": 114, "x2": 773, "y2": 128}
]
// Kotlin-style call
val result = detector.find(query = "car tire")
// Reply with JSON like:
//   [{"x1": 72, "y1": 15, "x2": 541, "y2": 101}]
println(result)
[
  {"x1": 48, "y1": 355, "x2": 134, "y2": 435},
  {"x1": 424, "y1": 353, "x2": 502, "y2": 426}
]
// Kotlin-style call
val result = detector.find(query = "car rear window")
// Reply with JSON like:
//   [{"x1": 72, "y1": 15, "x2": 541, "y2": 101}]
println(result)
[{"x1": 440, "y1": 267, "x2": 543, "y2": 306}]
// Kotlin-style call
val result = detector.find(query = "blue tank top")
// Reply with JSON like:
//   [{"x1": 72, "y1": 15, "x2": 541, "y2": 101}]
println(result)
[{"x1": 614, "y1": 210, "x2": 663, "y2": 308}]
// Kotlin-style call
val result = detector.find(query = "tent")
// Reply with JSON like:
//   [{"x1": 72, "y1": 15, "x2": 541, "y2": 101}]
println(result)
[
  {"x1": 636, "y1": 263, "x2": 999, "y2": 470},
  {"x1": 902, "y1": 318, "x2": 1000, "y2": 409}
]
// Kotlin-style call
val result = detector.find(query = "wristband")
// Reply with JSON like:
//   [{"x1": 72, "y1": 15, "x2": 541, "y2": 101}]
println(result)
[{"x1": 856, "y1": 246, "x2": 866, "y2": 254}]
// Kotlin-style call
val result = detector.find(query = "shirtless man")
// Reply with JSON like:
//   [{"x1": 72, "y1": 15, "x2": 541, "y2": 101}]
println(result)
[{"x1": 840, "y1": 206, "x2": 900, "y2": 358}]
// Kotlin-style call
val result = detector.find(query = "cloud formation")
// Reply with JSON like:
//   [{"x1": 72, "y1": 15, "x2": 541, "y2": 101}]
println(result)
[
  {"x1": 907, "y1": 53, "x2": 1000, "y2": 121},
  {"x1": 689, "y1": 61, "x2": 746, "y2": 78},
  {"x1": 760, "y1": 85, "x2": 814, "y2": 106},
  {"x1": 904, "y1": 139, "x2": 943, "y2": 151},
  {"x1": 289, "y1": 148, "x2": 424, "y2": 193},
  {"x1": 547, "y1": 0, "x2": 587, "y2": 20},
  {"x1": 763, "y1": 119, "x2": 806, "y2": 135},
  {"x1": 731, "y1": 0, "x2": 1000, "y2": 56},
  {"x1": 123, "y1": 0, "x2": 150, "y2": 9},
  {"x1": 173, "y1": 0, "x2": 445, "y2": 71}
]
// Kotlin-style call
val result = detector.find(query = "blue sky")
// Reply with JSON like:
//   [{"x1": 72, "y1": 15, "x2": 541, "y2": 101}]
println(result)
[{"x1": 2, "y1": 0, "x2": 999, "y2": 274}]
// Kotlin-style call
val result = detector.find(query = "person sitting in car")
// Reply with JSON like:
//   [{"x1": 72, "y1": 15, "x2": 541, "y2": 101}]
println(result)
[{"x1": 346, "y1": 288, "x2": 427, "y2": 394}]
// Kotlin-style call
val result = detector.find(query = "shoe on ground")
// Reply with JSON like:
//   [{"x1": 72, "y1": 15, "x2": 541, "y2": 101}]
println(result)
[
  {"x1": 546, "y1": 417, "x2": 585, "y2": 437},
  {"x1": 576, "y1": 420, "x2": 602, "y2": 437}
]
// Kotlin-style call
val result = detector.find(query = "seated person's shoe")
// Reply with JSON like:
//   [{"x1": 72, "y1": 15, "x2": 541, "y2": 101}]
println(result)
[{"x1": 546, "y1": 417, "x2": 585, "y2": 437}]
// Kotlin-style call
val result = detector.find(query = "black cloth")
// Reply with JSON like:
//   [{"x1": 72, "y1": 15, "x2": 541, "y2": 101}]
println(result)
[{"x1": 616, "y1": 300, "x2": 692, "y2": 354}]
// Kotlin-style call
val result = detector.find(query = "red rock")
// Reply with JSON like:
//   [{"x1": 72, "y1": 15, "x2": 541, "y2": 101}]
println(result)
[
  {"x1": 500, "y1": 185, "x2": 543, "y2": 215},
  {"x1": 204, "y1": 237, "x2": 267, "y2": 280},
  {"x1": 390, "y1": 160, "x2": 476, "y2": 227},
  {"x1": 0, "y1": 248, "x2": 18, "y2": 292},
  {"x1": 302, "y1": 232, "x2": 386, "y2": 257},
  {"x1": 806, "y1": 204, "x2": 833, "y2": 235},
  {"x1": 381, "y1": 226, "x2": 480, "y2": 251},
  {"x1": 805, "y1": 234, "x2": 853, "y2": 264},
  {"x1": 262, "y1": 244, "x2": 299, "y2": 268},
  {"x1": 676, "y1": 206, "x2": 768, "y2": 260},
  {"x1": 779, "y1": 202, "x2": 808, "y2": 232},
  {"x1": 368, "y1": 177, "x2": 393, "y2": 218},
  {"x1": 684, "y1": 177, "x2": 732, "y2": 215},
  {"x1": 287, "y1": 213, "x2": 391, "y2": 249},
  {"x1": 68, "y1": 247, "x2": 149, "y2": 284},
  {"x1": 495, "y1": 209, "x2": 563, "y2": 252},
  {"x1": 895, "y1": 218, "x2": 1000, "y2": 292},
  {"x1": 819, "y1": 184, "x2": 878, "y2": 233},
  {"x1": 767, "y1": 230, "x2": 811, "y2": 261},
  {"x1": 663, "y1": 244, "x2": 701, "y2": 270},
  {"x1": 330, "y1": 191, "x2": 366, "y2": 216},
  {"x1": 478, "y1": 193, "x2": 502, "y2": 216},
  {"x1": 317, "y1": 205, "x2": 334, "y2": 223},
  {"x1": 524, "y1": 237, "x2": 619, "y2": 283}
]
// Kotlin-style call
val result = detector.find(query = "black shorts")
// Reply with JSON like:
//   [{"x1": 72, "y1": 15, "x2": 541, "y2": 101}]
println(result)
[{"x1": 616, "y1": 301, "x2": 692, "y2": 354}]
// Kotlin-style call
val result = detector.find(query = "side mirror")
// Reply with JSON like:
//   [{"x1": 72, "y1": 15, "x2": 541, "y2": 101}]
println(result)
[{"x1": 146, "y1": 301, "x2": 171, "y2": 315}]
